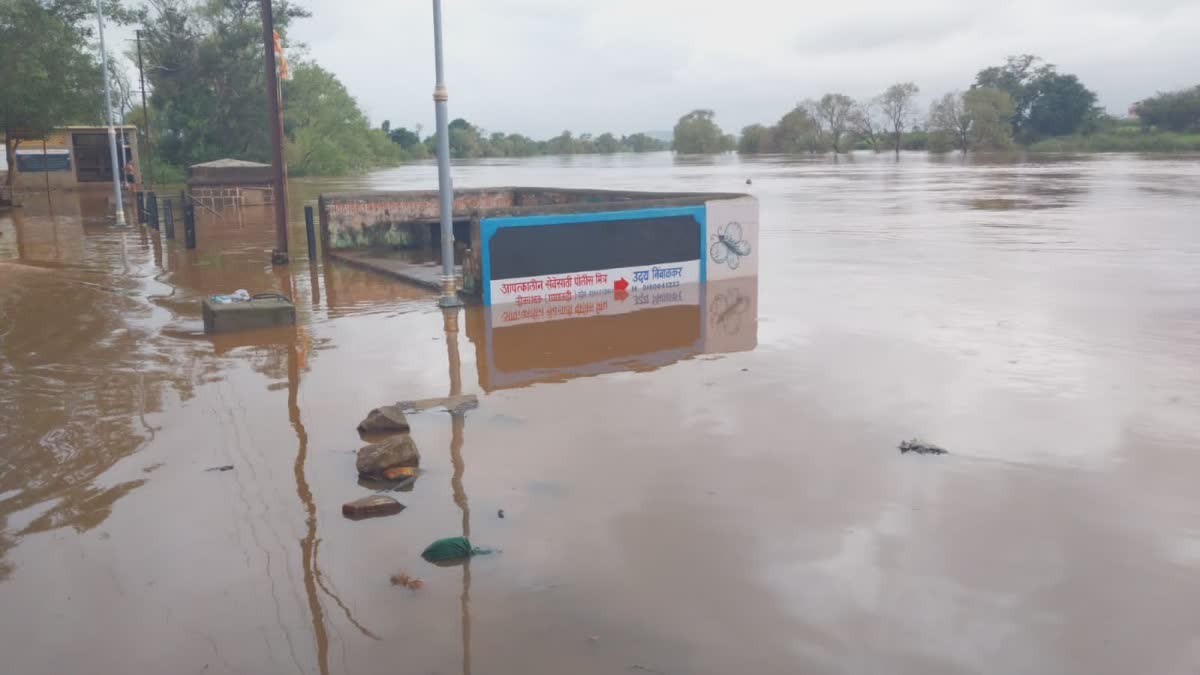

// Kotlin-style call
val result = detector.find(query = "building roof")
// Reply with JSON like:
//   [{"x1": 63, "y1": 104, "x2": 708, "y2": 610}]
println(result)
[{"x1": 189, "y1": 158, "x2": 270, "y2": 169}]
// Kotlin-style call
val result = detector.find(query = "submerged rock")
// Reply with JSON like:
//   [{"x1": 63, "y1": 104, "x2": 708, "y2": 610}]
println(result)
[
  {"x1": 357, "y1": 435, "x2": 420, "y2": 479},
  {"x1": 357, "y1": 405, "x2": 411, "y2": 434},
  {"x1": 342, "y1": 495, "x2": 405, "y2": 520},
  {"x1": 899, "y1": 438, "x2": 948, "y2": 455}
]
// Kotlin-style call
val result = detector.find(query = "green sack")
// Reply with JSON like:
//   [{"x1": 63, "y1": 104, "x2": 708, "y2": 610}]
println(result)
[{"x1": 422, "y1": 536, "x2": 491, "y2": 562}]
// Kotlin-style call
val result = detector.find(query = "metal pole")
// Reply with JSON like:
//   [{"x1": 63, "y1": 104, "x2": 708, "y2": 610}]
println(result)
[
  {"x1": 303, "y1": 204, "x2": 316, "y2": 261},
  {"x1": 96, "y1": 0, "x2": 126, "y2": 226},
  {"x1": 135, "y1": 30, "x2": 154, "y2": 189},
  {"x1": 432, "y1": 0, "x2": 460, "y2": 307},
  {"x1": 163, "y1": 199, "x2": 175, "y2": 239},
  {"x1": 260, "y1": 0, "x2": 289, "y2": 264}
]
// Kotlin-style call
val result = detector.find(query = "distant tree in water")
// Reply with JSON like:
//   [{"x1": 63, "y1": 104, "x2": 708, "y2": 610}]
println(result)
[
  {"x1": 810, "y1": 93, "x2": 855, "y2": 153},
  {"x1": 928, "y1": 92, "x2": 970, "y2": 153},
  {"x1": 414, "y1": 120, "x2": 667, "y2": 159},
  {"x1": 880, "y1": 82, "x2": 920, "y2": 157},
  {"x1": 849, "y1": 98, "x2": 885, "y2": 152},
  {"x1": 973, "y1": 55, "x2": 1098, "y2": 141},
  {"x1": 673, "y1": 109, "x2": 734, "y2": 154},
  {"x1": 965, "y1": 88, "x2": 1016, "y2": 149},
  {"x1": 1133, "y1": 86, "x2": 1200, "y2": 133}
]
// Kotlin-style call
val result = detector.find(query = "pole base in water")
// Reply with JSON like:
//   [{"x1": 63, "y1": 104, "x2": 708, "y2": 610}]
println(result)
[
  {"x1": 271, "y1": 249, "x2": 289, "y2": 265},
  {"x1": 438, "y1": 275, "x2": 462, "y2": 307}
]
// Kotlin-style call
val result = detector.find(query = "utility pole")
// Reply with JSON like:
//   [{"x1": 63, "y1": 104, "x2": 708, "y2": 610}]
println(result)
[
  {"x1": 135, "y1": 30, "x2": 154, "y2": 189},
  {"x1": 260, "y1": 0, "x2": 289, "y2": 264},
  {"x1": 432, "y1": 0, "x2": 461, "y2": 307},
  {"x1": 96, "y1": 0, "x2": 126, "y2": 226}
]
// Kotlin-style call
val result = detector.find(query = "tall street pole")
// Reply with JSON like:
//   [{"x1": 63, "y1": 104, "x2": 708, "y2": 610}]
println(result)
[
  {"x1": 260, "y1": 0, "x2": 289, "y2": 264},
  {"x1": 135, "y1": 30, "x2": 153, "y2": 189},
  {"x1": 96, "y1": 0, "x2": 126, "y2": 226},
  {"x1": 432, "y1": 0, "x2": 461, "y2": 307}
]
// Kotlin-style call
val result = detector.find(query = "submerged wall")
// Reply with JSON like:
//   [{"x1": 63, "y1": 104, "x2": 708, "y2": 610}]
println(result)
[{"x1": 318, "y1": 187, "x2": 757, "y2": 302}]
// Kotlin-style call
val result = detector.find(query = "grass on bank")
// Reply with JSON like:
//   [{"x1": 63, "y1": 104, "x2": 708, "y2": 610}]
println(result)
[{"x1": 1028, "y1": 131, "x2": 1200, "y2": 153}]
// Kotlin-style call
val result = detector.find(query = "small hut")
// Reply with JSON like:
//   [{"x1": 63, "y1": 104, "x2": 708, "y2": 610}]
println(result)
[{"x1": 187, "y1": 158, "x2": 273, "y2": 209}]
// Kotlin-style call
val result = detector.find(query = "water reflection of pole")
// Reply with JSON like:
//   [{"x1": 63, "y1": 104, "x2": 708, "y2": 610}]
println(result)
[
  {"x1": 443, "y1": 306, "x2": 471, "y2": 675},
  {"x1": 287, "y1": 329, "x2": 330, "y2": 675}
]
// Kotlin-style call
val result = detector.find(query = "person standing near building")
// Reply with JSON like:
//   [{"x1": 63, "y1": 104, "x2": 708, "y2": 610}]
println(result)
[{"x1": 123, "y1": 155, "x2": 137, "y2": 191}]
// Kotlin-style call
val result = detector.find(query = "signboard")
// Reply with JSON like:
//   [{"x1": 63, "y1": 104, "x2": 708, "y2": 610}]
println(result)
[
  {"x1": 481, "y1": 198, "x2": 758, "y2": 306},
  {"x1": 14, "y1": 148, "x2": 71, "y2": 172},
  {"x1": 481, "y1": 206, "x2": 706, "y2": 306}
]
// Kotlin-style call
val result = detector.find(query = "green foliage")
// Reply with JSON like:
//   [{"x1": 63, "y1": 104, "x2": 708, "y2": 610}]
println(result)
[
  {"x1": 1027, "y1": 73, "x2": 1097, "y2": 137},
  {"x1": 880, "y1": 82, "x2": 920, "y2": 156},
  {"x1": 927, "y1": 92, "x2": 969, "y2": 152},
  {"x1": 139, "y1": 0, "x2": 309, "y2": 169},
  {"x1": 811, "y1": 93, "x2": 855, "y2": 152},
  {"x1": 973, "y1": 55, "x2": 1097, "y2": 140},
  {"x1": 0, "y1": 0, "x2": 126, "y2": 186},
  {"x1": 1133, "y1": 86, "x2": 1200, "y2": 133},
  {"x1": 282, "y1": 62, "x2": 400, "y2": 175},
  {"x1": 1028, "y1": 131, "x2": 1200, "y2": 152},
  {"x1": 418, "y1": 121, "x2": 666, "y2": 159},
  {"x1": 738, "y1": 124, "x2": 772, "y2": 154},
  {"x1": 964, "y1": 87, "x2": 1016, "y2": 150},
  {"x1": 672, "y1": 109, "x2": 733, "y2": 154}
]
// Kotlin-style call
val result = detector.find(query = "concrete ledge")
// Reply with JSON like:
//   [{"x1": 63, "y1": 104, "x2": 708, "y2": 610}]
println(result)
[{"x1": 202, "y1": 296, "x2": 296, "y2": 334}]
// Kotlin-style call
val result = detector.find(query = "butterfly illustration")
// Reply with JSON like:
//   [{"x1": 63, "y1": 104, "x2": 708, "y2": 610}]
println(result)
[{"x1": 710, "y1": 221, "x2": 752, "y2": 270}]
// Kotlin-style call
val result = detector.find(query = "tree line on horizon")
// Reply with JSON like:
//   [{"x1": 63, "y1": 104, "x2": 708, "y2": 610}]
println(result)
[
  {"x1": 379, "y1": 118, "x2": 668, "y2": 161},
  {"x1": 5, "y1": 1, "x2": 1200, "y2": 189},
  {"x1": 674, "y1": 55, "x2": 1200, "y2": 155}
]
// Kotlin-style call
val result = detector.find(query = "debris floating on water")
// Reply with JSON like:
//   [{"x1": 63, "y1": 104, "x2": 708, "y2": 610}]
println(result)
[
  {"x1": 395, "y1": 394, "x2": 479, "y2": 415},
  {"x1": 342, "y1": 495, "x2": 406, "y2": 520},
  {"x1": 389, "y1": 571, "x2": 424, "y2": 590},
  {"x1": 899, "y1": 439, "x2": 948, "y2": 455},
  {"x1": 422, "y1": 536, "x2": 493, "y2": 562},
  {"x1": 497, "y1": 509, "x2": 505, "y2": 519},
  {"x1": 205, "y1": 465, "x2": 234, "y2": 472}
]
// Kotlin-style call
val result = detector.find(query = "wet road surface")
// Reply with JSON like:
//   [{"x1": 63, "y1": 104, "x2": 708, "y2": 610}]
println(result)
[{"x1": 1, "y1": 151, "x2": 1199, "y2": 674}]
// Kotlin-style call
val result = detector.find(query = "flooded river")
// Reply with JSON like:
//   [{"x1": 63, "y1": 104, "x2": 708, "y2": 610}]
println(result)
[{"x1": 2, "y1": 151, "x2": 1199, "y2": 674}]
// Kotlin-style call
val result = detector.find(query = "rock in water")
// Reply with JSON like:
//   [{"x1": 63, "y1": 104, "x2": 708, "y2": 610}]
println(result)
[
  {"x1": 357, "y1": 435, "x2": 420, "y2": 479},
  {"x1": 343, "y1": 495, "x2": 405, "y2": 520},
  {"x1": 357, "y1": 405, "x2": 411, "y2": 434},
  {"x1": 899, "y1": 438, "x2": 948, "y2": 455}
]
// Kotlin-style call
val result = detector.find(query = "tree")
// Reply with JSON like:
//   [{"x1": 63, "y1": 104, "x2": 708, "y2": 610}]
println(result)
[
  {"x1": 380, "y1": 119, "x2": 390, "y2": 134},
  {"x1": 811, "y1": 93, "x2": 855, "y2": 153},
  {"x1": 281, "y1": 62, "x2": 398, "y2": 175},
  {"x1": 1, "y1": 0, "x2": 127, "y2": 191},
  {"x1": 624, "y1": 133, "x2": 666, "y2": 152},
  {"x1": 139, "y1": 0, "x2": 309, "y2": 169},
  {"x1": 1134, "y1": 86, "x2": 1200, "y2": 132},
  {"x1": 974, "y1": 54, "x2": 1042, "y2": 136},
  {"x1": 738, "y1": 124, "x2": 772, "y2": 154},
  {"x1": 928, "y1": 91, "x2": 970, "y2": 153},
  {"x1": 974, "y1": 54, "x2": 1098, "y2": 140},
  {"x1": 1026, "y1": 72, "x2": 1097, "y2": 137},
  {"x1": 388, "y1": 126, "x2": 420, "y2": 150},
  {"x1": 594, "y1": 132, "x2": 621, "y2": 153},
  {"x1": 673, "y1": 109, "x2": 730, "y2": 154},
  {"x1": 849, "y1": 98, "x2": 884, "y2": 152},
  {"x1": 880, "y1": 82, "x2": 919, "y2": 157},
  {"x1": 771, "y1": 105, "x2": 822, "y2": 153},
  {"x1": 964, "y1": 87, "x2": 1015, "y2": 150}
]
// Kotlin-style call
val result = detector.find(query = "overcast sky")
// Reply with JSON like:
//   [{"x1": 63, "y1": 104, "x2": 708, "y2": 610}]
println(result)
[{"x1": 281, "y1": 0, "x2": 1198, "y2": 138}]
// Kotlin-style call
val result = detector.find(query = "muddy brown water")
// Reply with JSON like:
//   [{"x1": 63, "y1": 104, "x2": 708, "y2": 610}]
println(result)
[{"x1": 2, "y1": 152, "x2": 1199, "y2": 674}]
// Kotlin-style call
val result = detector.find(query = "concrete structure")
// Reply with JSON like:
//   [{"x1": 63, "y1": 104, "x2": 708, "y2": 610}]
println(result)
[
  {"x1": 186, "y1": 159, "x2": 274, "y2": 210},
  {"x1": 1, "y1": 126, "x2": 139, "y2": 192},
  {"x1": 202, "y1": 295, "x2": 296, "y2": 334},
  {"x1": 318, "y1": 187, "x2": 758, "y2": 304}
]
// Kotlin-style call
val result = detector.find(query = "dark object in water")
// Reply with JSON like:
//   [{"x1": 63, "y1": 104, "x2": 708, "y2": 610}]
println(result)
[
  {"x1": 497, "y1": 509, "x2": 505, "y2": 519},
  {"x1": 206, "y1": 465, "x2": 234, "y2": 472},
  {"x1": 357, "y1": 404, "x2": 410, "y2": 434},
  {"x1": 343, "y1": 495, "x2": 406, "y2": 520},
  {"x1": 422, "y1": 536, "x2": 493, "y2": 562},
  {"x1": 745, "y1": 178, "x2": 752, "y2": 185},
  {"x1": 899, "y1": 439, "x2": 947, "y2": 455}
]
